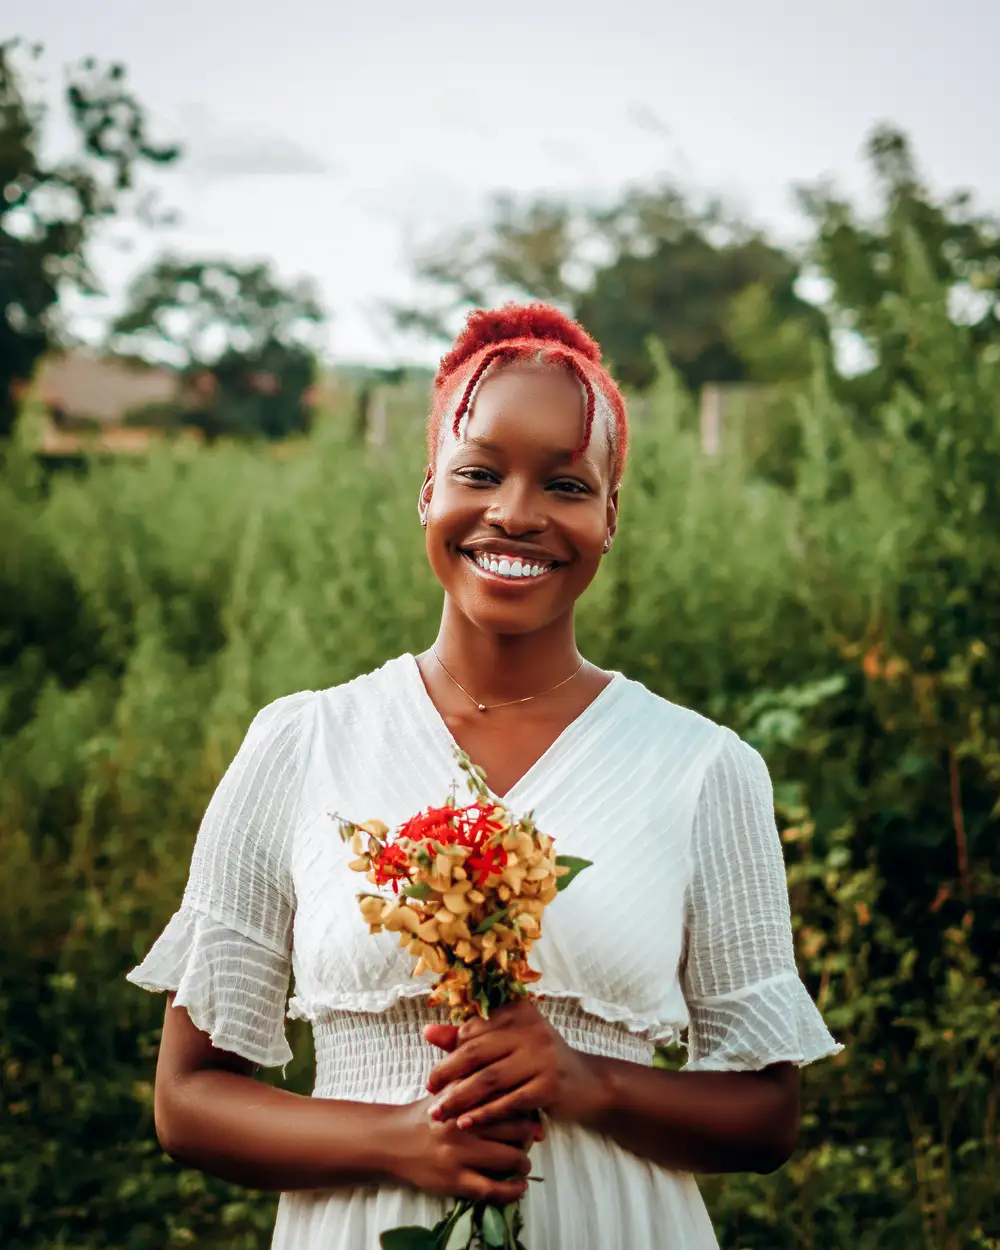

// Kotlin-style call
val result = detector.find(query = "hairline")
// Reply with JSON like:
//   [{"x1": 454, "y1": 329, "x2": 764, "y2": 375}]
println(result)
[{"x1": 434, "y1": 352, "x2": 619, "y2": 476}]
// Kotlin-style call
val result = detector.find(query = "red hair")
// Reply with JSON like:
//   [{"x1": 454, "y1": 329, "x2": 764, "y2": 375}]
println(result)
[{"x1": 428, "y1": 302, "x2": 629, "y2": 483}]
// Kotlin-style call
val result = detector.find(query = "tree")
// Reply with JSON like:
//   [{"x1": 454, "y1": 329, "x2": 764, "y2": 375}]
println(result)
[
  {"x1": 796, "y1": 125, "x2": 1000, "y2": 412},
  {"x1": 0, "y1": 39, "x2": 179, "y2": 439},
  {"x1": 109, "y1": 256, "x2": 326, "y2": 439},
  {"x1": 390, "y1": 183, "x2": 825, "y2": 392}
]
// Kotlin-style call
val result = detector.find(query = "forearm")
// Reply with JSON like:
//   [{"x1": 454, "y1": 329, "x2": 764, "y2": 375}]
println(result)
[
  {"x1": 155, "y1": 1069, "x2": 401, "y2": 1191},
  {"x1": 576, "y1": 1055, "x2": 799, "y2": 1175}
]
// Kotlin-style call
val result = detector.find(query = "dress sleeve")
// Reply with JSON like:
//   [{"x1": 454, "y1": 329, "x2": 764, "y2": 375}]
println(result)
[
  {"x1": 681, "y1": 727, "x2": 842, "y2": 1072},
  {"x1": 126, "y1": 691, "x2": 316, "y2": 1070}
]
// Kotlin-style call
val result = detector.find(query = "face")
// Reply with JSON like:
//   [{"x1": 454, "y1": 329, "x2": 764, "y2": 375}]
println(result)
[{"x1": 419, "y1": 364, "x2": 618, "y2": 636}]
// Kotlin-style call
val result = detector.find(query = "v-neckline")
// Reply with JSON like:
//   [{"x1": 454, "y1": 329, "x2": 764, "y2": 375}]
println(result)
[{"x1": 400, "y1": 651, "x2": 626, "y2": 805}]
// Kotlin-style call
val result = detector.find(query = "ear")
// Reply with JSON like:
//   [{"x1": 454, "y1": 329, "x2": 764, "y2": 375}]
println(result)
[
  {"x1": 417, "y1": 467, "x2": 434, "y2": 526},
  {"x1": 606, "y1": 485, "x2": 619, "y2": 542}
]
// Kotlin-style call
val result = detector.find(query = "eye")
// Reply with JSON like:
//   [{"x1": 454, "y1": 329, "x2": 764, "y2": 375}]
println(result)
[
  {"x1": 455, "y1": 466, "x2": 499, "y2": 485},
  {"x1": 549, "y1": 478, "x2": 591, "y2": 496}
]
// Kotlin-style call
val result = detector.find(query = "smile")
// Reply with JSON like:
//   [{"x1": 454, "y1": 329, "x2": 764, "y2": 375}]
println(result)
[{"x1": 460, "y1": 550, "x2": 559, "y2": 582}]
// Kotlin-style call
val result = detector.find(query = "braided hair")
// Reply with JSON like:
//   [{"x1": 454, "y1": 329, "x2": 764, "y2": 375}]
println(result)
[{"x1": 427, "y1": 303, "x2": 629, "y2": 484}]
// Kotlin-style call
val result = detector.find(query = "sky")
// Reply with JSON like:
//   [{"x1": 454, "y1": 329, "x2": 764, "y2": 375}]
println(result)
[{"x1": 8, "y1": 0, "x2": 1000, "y2": 365}]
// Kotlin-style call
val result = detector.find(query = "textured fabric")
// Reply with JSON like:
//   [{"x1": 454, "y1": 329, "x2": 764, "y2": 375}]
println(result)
[
  {"x1": 126, "y1": 653, "x2": 841, "y2": 1249},
  {"x1": 681, "y1": 728, "x2": 842, "y2": 1072},
  {"x1": 127, "y1": 691, "x2": 315, "y2": 1070}
]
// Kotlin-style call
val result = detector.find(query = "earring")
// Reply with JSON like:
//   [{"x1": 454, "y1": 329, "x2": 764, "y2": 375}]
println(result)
[
  {"x1": 602, "y1": 536, "x2": 614, "y2": 553},
  {"x1": 420, "y1": 513, "x2": 428, "y2": 528}
]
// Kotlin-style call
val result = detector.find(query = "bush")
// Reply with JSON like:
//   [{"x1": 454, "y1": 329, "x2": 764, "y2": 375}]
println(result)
[{"x1": 2, "y1": 272, "x2": 998, "y2": 1246}]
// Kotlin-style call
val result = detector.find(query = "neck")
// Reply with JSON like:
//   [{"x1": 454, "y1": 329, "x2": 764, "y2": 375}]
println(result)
[{"x1": 431, "y1": 601, "x2": 583, "y2": 705}]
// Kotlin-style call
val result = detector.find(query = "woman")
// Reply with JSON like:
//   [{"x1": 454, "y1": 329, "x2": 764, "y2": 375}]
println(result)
[{"x1": 127, "y1": 303, "x2": 841, "y2": 1248}]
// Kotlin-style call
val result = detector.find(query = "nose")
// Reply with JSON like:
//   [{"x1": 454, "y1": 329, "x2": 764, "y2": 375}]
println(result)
[{"x1": 485, "y1": 477, "x2": 547, "y2": 537}]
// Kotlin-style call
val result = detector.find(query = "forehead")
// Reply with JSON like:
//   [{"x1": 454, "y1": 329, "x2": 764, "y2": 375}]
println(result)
[{"x1": 437, "y1": 362, "x2": 615, "y2": 475}]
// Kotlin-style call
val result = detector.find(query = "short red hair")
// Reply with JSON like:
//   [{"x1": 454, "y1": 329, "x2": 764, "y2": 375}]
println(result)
[{"x1": 428, "y1": 302, "x2": 629, "y2": 483}]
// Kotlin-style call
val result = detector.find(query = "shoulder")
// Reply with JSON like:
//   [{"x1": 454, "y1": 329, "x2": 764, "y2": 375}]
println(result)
[
  {"x1": 250, "y1": 688, "x2": 320, "y2": 738},
  {"x1": 614, "y1": 675, "x2": 725, "y2": 757},
  {"x1": 311, "y1": 652, "x2": 413, "y2": 728},
  {"x1": 613, "y1": 678, "x2": 769, "y2": 787}
]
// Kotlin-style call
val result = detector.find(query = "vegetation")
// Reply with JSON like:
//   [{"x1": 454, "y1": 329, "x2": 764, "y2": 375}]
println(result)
[
  {"x1": 2, "y1": 226, "x2": 999, "y2": 1246},
  {"x1": 0, "y1": 39, "x2": 179, "y2": 439},
  {"x1": 2, "y1": 31, "x2": 998, "y2": 1250},
  {"x1": 109, "y1": 256, "x2": 326, "y2": 441}
]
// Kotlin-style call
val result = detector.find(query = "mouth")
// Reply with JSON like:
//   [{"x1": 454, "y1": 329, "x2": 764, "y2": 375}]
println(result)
[{"x1": 458, "y1": 548, "x2": 561, "y2": 584}]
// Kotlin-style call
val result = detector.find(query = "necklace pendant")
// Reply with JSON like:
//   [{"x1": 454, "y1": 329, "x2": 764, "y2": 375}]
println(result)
[{"x1": 477, "y1": 703, "x2": 488, "y2": 713}]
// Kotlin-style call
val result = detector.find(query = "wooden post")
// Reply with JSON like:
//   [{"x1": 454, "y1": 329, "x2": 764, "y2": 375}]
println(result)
[{"x1": 700, "y1": 384, "x2": 723, "y2": 456}]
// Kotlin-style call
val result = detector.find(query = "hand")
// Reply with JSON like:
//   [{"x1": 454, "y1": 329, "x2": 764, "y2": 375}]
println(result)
[
  {"x1": 385, "y1": 1094, "x2": 535, "y2": 1206},
  {"x1": 423, "y1": 1000, "x2": 608, "y2": 1133}
]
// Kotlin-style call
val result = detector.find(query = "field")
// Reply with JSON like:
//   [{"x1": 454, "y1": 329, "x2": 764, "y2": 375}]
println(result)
[{"x1": 1, "y1": 342, "x2": 998, "y2": 1248}]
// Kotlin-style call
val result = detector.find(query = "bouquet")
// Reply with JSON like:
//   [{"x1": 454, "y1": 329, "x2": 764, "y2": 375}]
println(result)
[{"x1": 334, "y1": 749, "x2": 591, "y2": 1250}]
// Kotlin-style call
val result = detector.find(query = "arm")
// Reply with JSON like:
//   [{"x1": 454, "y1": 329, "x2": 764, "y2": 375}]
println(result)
[
  {"x1": 154, "y1": 993, "x2": 401, "y2": 1191},
  {"x1": 424, "y1": 1006, "x2": 798, "y2": 1175},
  {"x1": 132, "y1": 696, "x2": 532, "y2": 1203},
  {"x1": 426, "y1": 729, "x2": 838, "y2": 1174},
  {"x1": 575, "y1": 1052, "x2": 799, "y2": 1174}
]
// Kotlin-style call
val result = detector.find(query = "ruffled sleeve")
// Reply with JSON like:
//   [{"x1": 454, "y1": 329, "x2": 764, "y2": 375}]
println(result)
[
  {"x1": 126, "y1": 691, "x2": 316, "y2": 1070},
  {"x1": 681, "y1": 728, "x2": 842, "y2": 1072}
]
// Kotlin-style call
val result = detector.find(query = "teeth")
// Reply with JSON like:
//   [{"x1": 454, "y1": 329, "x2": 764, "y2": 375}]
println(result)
[{"x1": 472, "y1": 553, "x2": 552, "y2": 580}]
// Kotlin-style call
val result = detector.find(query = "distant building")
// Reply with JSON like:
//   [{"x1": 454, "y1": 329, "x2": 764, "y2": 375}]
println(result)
[{"x1": 33, "y1": 350, "x2": 201, "y2": 456}]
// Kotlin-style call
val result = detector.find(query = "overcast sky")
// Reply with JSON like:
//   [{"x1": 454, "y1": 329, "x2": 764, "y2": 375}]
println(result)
[{"x1": 8, "y1": 0, "x2": 1000, "y2": 364}]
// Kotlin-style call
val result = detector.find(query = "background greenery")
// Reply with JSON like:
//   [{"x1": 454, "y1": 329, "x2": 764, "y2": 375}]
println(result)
[{"x1": 2, "y1": 33, "x2": 999, "y2": 1250}]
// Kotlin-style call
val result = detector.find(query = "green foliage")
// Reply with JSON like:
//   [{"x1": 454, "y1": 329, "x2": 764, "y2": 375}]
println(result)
[
  {"x1": 109, "y1": 256, "x2": 326, "y2": 441},
  {"x1": 0, "y1": 40, "x2": 179, "y2": 438},
  {"x1": 389, "y1": 183, "x2": 824, "y2": 392},
  {"x1": 2, "y1": 243, "x2": 999, "y2": 1249}
]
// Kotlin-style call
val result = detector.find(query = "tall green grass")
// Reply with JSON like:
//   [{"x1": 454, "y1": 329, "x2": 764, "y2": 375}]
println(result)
[{"x1": 2, "y1": 320, "x2": 998, "y2": 1246}]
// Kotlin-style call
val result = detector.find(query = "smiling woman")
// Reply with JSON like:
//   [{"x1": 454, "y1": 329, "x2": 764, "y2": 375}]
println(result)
[{"x1": 126, "y1": 302, "x2": 841, "y2": 1250}]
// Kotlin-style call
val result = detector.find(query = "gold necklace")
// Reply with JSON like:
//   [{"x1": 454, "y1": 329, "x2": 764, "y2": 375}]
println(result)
[{"x1": 432, "y1": 648, "x2": 586, "y2": 713}]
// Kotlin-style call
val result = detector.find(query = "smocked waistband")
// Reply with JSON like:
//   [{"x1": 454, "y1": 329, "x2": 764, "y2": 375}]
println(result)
[{"x1": 310, "y1": 995, "x2": 653, "y2": 1101}]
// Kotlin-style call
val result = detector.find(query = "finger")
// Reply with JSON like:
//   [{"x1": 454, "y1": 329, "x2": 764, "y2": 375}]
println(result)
[
  {"x1": 434, "y1": 1057, "x2": 527, "y2": 1121},
  {"x1": 426, "y1": 1033, "x2": 513, "y2": 1095},
  {"x1": 457, "y1": 1000, "x2": 528, "y2": 1044},
  {"x1": 464, "y1": 1135, "x2": 532, "y2": 1177},
  {"x1": 456, "y1": 1169, "x2": 529, "y2": 1206},
  {"x1": 455, "y1": 1079, "x2": 549, "y2": 1132},
  {"x1": 423, "y1": 1023, "x2": 459, "y2": 1052},
  {"x1": 476, "y1": 1118, "x2": 539, "y2": 1150}
]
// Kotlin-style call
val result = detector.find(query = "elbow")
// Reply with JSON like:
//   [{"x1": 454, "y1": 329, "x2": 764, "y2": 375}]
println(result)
[
  {"x1": 154, "y1": 1103, "x2": 185, "y2": 1164},
  {"x1": 750, "y1": 1111, "x2": 800, "y2": 1175},
  {"x1": 751, "y1": 1127, "x2": 798, "y2": 1174},
  {"x1": 154, "y1": 1080, "x2": 195, "y2": 1166}
]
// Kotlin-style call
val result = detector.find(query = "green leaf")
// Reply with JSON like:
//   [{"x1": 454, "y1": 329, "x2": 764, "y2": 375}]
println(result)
[
  {"x1": 481, "y1": 1205, "x2": 506, "y2": 1247},
  {"x1": 444, "y1": 1207, "x2": 474, "y2": 1249},
  {"x1": 380, "y1": 1226, "x2": 439, "y2": 1249},
  {"x1": 554, "y1": 855, "x2": 592, "y2": 892},
  {"x1": 474, "y1": 907, "x2": 509, "y2": 934},
  {"x1": 403, "y1": 881, "x2": 432, "y2": 899}
]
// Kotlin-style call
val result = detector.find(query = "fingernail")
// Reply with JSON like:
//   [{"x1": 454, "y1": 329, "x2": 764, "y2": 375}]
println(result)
[
  {"x1": 430, "y1": 1105, "x2": 444, "y2": 1121},
  {"x1": 457, "y1": 1115, "x2": 473, "y2": 1130}
]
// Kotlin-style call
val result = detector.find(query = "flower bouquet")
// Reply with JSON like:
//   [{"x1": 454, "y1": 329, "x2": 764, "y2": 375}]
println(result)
[{"x1": 334, "y1": 749, "x2": 591, "y2": 1250}]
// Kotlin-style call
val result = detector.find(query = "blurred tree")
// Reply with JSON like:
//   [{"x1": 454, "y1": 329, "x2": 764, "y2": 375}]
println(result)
[
  {"x1": 797, "y1": 124, "x2": 1000, "y2": 412},
  {"x1": 390, "y1": 183, "x2": 826, "y2": 392},
  {"x1": 0, "y1": 38, "x2": 179, "y2": 439},
  {"x1": 109, "y1": 257, "x2": 326, "y2": 440}
]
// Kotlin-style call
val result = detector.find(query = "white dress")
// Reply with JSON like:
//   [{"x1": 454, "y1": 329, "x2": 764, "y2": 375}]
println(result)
[{"x1": 127, "y1": 654, "x2": 841, "y2": 1249}]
